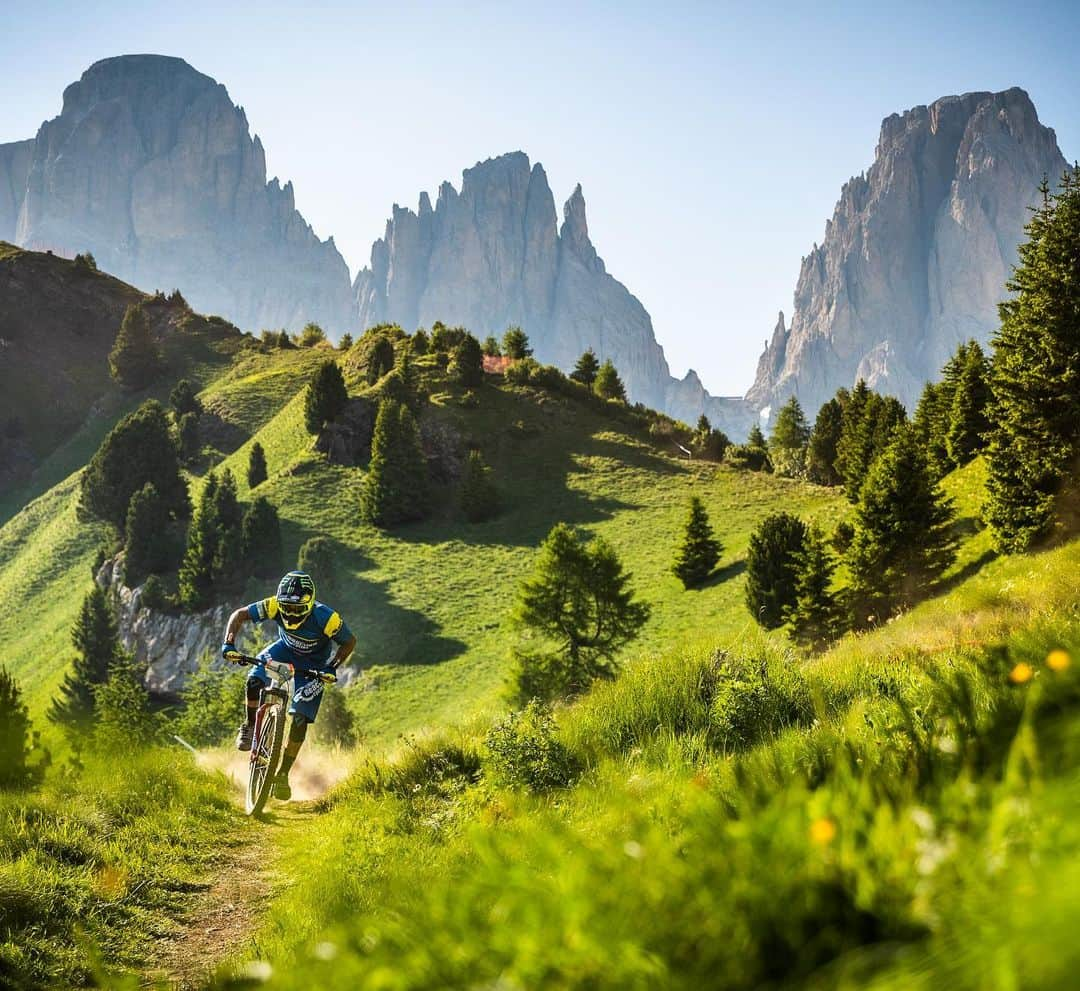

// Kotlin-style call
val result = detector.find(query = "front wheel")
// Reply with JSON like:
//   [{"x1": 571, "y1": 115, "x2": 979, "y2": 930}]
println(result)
[{"x1": 246, "y1": 702, "x2": 285, "y2": 815}]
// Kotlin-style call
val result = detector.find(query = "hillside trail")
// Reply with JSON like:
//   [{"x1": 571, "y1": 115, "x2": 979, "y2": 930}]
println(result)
[{"x1": 146, "y1": 751, "x2": 351, "y2": 990}]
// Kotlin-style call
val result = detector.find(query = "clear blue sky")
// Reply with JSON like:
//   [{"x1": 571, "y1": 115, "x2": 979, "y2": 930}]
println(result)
[{"x1": 2, "y1": 0, "x2": 1077, "y2": 395}]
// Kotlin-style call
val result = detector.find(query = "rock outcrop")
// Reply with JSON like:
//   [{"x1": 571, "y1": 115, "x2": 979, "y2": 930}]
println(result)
[
  {"x1": 747, "y1": 88, "x2": 1068, "y2": 417},
  {"x1": 354, "y1": 152, "x2": 750, "y2": 433},
  {"x1": 0, "y1": 140, "x2": 33, "y2": 241},
  {"x1": 10, "y1": 55, "x2": 354, "y2": 335}
]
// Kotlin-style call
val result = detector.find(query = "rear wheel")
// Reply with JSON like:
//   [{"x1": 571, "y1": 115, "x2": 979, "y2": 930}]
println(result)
[{"x1": 246, "y1": 702, "x2": 285, "y2": 815}]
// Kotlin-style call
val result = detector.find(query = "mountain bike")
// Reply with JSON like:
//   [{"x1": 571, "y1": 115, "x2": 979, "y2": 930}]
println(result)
[{"x1": 227, "y1": 654, "x2": 337, "y2": 816}]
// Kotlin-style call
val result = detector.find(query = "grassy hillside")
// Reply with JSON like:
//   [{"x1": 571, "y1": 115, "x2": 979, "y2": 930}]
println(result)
[
  {"x1": 213, "y1": 521, "x2": 1080, "y2": 990},
  {"x1": 1, "y1": 342, "x2": 849, "y2": 743}
]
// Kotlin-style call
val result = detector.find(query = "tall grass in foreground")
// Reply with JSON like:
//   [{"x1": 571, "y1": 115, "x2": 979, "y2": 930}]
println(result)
[
  {"x1": 0, "y1": 749, "x2": 238, "y2": 989},
  {"x1": 214, "y1": 539, "x2": 1080, "y2": 990}
]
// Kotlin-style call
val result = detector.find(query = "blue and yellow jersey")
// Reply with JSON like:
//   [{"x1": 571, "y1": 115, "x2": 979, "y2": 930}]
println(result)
[{"x1": 246, "y1": 596, "x2": 353, "y2": 667}]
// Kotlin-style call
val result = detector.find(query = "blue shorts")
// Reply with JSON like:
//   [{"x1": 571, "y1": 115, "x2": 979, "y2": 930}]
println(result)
[{"x1": 248, "y1": 640, "x2": 332, "y2": 723}]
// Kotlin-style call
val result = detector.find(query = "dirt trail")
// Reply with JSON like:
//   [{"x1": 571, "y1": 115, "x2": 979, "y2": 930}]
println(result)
[{"x1": 146, "y1": 749, "x2": 351, "y2": 989}]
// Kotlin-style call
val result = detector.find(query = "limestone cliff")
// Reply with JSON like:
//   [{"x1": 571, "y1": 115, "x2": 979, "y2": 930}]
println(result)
[
  {"x1": 0, "y1": 140, "x2": 33, "y2": 241},
  {"x1": 354, "y1": 153, "x2": 749, "y2": 432},
  {"x1": 747, "y1": 88, "x2": 1068, "y2": 416},
  {"x1": 11, "y1": 55, "x2": 354, "y2": 334}
]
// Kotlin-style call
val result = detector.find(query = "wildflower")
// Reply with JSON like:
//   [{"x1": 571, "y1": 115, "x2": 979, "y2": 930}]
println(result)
[
  {"x1": 1047, "y1": 649, "x2": 1071, "y2": 673},
  {"x1": 809, "y1": 817, "x2": 837, "y2": 846},
  {"x1": 1008, "y1": 662, "x2": 1034, "y2": 685}
]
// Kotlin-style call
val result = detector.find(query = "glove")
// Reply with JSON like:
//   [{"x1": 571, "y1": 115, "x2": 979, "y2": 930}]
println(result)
[{"x1": 221, "y1": 641, "x2": 241, "y2": 663}]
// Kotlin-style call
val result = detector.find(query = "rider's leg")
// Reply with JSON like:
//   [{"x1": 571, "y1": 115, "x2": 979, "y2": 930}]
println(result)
[
  {"x1": 277, "y1": 713, "x2": 309, "y2": 777},
  {"x1": 278, "y1": 672, "x2": 326, "y2": 779}
]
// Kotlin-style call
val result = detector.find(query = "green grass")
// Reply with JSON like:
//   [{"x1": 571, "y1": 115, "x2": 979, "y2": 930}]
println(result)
[
  {"x1": 0, "y1": 748, "x2": 241, "y2": 989},
  {"x1": 210, "y1": 528, "x2": 1080, "y2": 990}
]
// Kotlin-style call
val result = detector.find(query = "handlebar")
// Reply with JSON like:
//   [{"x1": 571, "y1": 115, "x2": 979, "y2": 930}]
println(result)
[{"x1": 224, "y1": 652, "x2": 337, "y2": 684}]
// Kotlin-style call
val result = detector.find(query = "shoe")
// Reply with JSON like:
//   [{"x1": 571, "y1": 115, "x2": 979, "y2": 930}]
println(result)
[
  {"x1": 235, "y1": 723, "x2": 254, "y2": 751},
  {"x1": 271, "y1": 773, "x2": 292, "y2": 801}
]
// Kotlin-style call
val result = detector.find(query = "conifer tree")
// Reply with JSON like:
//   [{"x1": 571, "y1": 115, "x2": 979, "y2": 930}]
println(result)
[
  {"x1": 594, "y1": 359, "x2": 627, "y2": 402},
  {"x1": 913, "y1": 381, "x2": 952, "y2": 481},
  {"x1": 945, "y1": 341, "x2": 991, "y2": 466},
  {"x1": 672, "y1": 496, "x2": 722, "y2": 588},
  {"x1": 449, "y1": 334, "x2": 484, "y2": 386},
  {"x1": 514, "y1": 524, "x2": 649, "y2": 700},
  {"x1": 745, "y1": 512, "x2": 807, "y2": 629},
  {"x1": 986, "y1": 173, "x2": 1080, "y2": 550},
  {"x1": 93, "y1": 654, "x2": 158, "y2": 750},
  {"x1": 411, "y1": 329, "x2": 430, "y2": 355},
  {"x1": 769, "y1": 396, "x2": 811, "y2": 477},
  {"x1": 123, "y1": 483, "x2": 173, "y2": 586},
  {"x1": 49, "y1": 586, "x2": 120, "y2": 732},
  {"x1": 247, "y1": 441, "x2": 268, "y2": 488},
  {"x1": 786, "y1": 526, "x2": 842, "y2": 649},
  {"x1": 169, "y1": 378, "x2": 202, "y2": 419},
  {"x1": 80, "y1": 400, "x2": 189, "y2": 527},
  {"x1": 848, "y1": 426, "x2": 956, "y2": 622},
  {"x1": 209, "y1": 469, "x2": 244, "y2": 585},
  {"x1": 482, "y1": 336, "x2": 502, "y2": 357},
  {"x1": 395, "y1": 341, "x2": 421, "y2": 405},
  {"x1": 358, "y1": 332, "x2": 396, "y2": 384},
  {"x1": 359, "y1": 399, "x2": 430, "y2": 527},
  {"x1": 109, "y1": 303, "x2": 162, "y2": 389},
  {"x1": 0, "y1": 667, "x2": 34, "y2": 786},
  {"x1": 304, "y1": 359, "x2": 349, "y2": 433},
  {"x1": 502, "y1": 327, "x2": 533, "y2": 360},
  {"x1": 240, "y1": 496, "x2": 282, "y2": 578},
  {"x1": 835, "y1": 382, "x2": 906, "y2": 500},
  {"x1": 178, "y1": 473, "x2": 222, "y2": 610},
  {"x1": 460, "y1": 450, "x2": 500, "y2": 522},
  {"x1": 176, "y1": 411, "x2": 200, "y2": 463},
  {"x1": 807, "y1": 394, "x2": 846, "y2": 485},
  {"x1": 339, "y1": 333, "x2": 353, "y2": 350},
  {"x1": 570, "y1": 348, "x2": 600, "y2": 387}
]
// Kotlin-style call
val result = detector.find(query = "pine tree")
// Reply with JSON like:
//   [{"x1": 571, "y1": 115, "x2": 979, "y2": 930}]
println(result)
[
  {"x1": 913, "y1": 381, "x2": 952, "y2": 481},
  {"x1": 449, "y1": 335, "x2": 484, "y2": 386},
  {"x1": 92, "y1": 654, "x2": 158, "y2": 750},
  {"x1": 594, "y1": 359, "x2": 627, "y2": 402},
  {"x1": 411, "y1": 329, "x2": 430, "y2": 355},
  {"x1": 395, "y1": 341, "x2": 420, "y2": 404},
  {"x1": 247, "y1": 441, "x2": 268, "y2": 488},
  {"x1": 304, "y1": 359, "x2": 349, "y2": 433},
  {"x1": 570, "y1": 348, "x2": 600, "y2": 387},
  {"x1": 834, "y1": 382, "x2": 907, "y2": 501},
  {"x1": 848, "y1": 425, "x2": 956, "y2": 622},
  {"x1": 49, "y1": 586, "x2": 120, "y2": 732},
  {"x1": 786, "y1": 526, "x2": 842, "y2": 649},
  {"x1": 482, "y1": 336, "x2": 502, "y2": 357},
  {"x1": 946, "y1": 341, "x2": 991, "y2": 466},
  {"x1": 807, "y1": 394, "x2": 846, "y2": 485},
  {"x1": 359, "y1": 399, "x2": 430, "y2": 527},
  {"x1": 123, "y1": 483, "x2": 173, "y2": 586},
  {"x1": 672, "y1": 496, "x2": 722, "y2": 588},
  {"x1": 210, "y1": 469, "x2": 244, "y2": 585},
  {"x1": 460, "y1": 450, "x2": 500, "y2": 522},
  {"x1": 80, "y1": 400, "x2": 189, "y2": 527},
  {"x1": 339, "y1": 333, "x2": 354, "y2": 350},
  {"x1": 109, "y1": 304, "x2": 162, "y2": 389},
  {"x1": 0, "y1": 667, "x2": 34, "y2": 786},
  {"x1": 169, "y1": 378, "x2": 202, "y2": 419},
  {"x1": 502, "y1": 327, "x2": 533, "y2": 360},
  {"x1": 178, "y1": 473, "x2": 222, "y2": 610},
  {"x1": 240, "y1": 497, "x2": 282, "y2": 577},
  {"x1": 745, "y1": 512, "x2": 808, "y2": 629},
  {"x1": 769, "y1": 396, "x2": 811, "y2": 477},
  {"x1": 986, "y1": 173, "x2": 1080, "y2": 550},
  {"x1": 514, "y1": 524, "x2": 649, "y2": 700},
  {"x1": 298, "y1": 322, "x2": 326, "y2": 347},
  {"x1": 176, "y1": 411, "x2": 200, "y2": 463}
]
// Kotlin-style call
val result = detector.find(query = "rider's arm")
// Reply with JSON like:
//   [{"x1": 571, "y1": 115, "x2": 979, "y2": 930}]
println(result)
[
  {"x1": 323, "y1": 610, "x2": 356, "y2": 669},
  {"x1": 331, "y1": 632, "x2": 357, "y2": 670},
  {"x1": 222, "y1": 608, "x2": 252, "y2": 649}
]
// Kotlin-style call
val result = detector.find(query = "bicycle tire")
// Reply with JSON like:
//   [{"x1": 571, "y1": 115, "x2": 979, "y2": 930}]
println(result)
[{"x1": 246, "y1": 701, "x2": 286, "y2": 815}]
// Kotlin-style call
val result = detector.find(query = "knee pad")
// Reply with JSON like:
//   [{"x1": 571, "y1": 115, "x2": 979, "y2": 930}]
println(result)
[
  {"x1": 289, "y1": 714, "x2": 310, "y2": 743},
  {"x1": 245, "y1": 676, "x2": 264, "y2": 697}
]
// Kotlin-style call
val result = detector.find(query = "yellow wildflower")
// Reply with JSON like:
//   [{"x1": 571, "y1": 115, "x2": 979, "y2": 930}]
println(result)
[
  {"x1": 1047, "y1": 649, "x2": 1071, "y2": 673},
  {"x1": 1009, "y1": 662, "x2": 1034, "y2": 685},
  {"x1": 810, "y1": 817, "x2": 837, "y2": 846}
]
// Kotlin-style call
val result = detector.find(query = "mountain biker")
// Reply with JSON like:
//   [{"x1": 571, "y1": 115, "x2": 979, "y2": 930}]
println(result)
[{"x1": 220, "y1": 571, "x2": 356, "y2": 800}]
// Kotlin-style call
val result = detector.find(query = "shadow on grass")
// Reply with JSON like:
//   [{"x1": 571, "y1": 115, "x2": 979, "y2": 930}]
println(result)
[
  {"x1": 936, "y1": 548, "x2": 999, "y2": 595},
  {"x1": 698, "y1": 558, "x2": 747, "y2": 589}
]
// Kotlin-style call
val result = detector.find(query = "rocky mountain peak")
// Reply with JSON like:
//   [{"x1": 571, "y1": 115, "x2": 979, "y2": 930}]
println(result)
[
  {"x1": 747, "y1": 87, "x2": 1067, "y2": 416},
  {"x1": 560, "y1": 183, "x2": 604, "y2": 275},
  {"x1": 5, "y1": 54, "x2": 354, "y2": 334}
]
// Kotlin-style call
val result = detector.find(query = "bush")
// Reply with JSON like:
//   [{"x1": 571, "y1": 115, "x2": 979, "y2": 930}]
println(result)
[
  {"x1": 314, "y1": 688, "x2": 357, "y2": 747},
  {"x1": 140, "y1": 574, "x2": 168, "y2": 611},
  {"x1": 348, "y1": 330, "x2": 397, "y2": 385},
  {"x1": 449, "y1": 334, "x2": 484, "y2": 387},
  {"x1": 169, "y1": 379, "x2": 202, "y2": 419},
  {"x1": 430, "y1": 322, "x2": 470, "y2": 354},
  {"x1": 505, "y1": 357, "x2": 541, "y2": 385},
  {"x1": 502, "y1": 327, "x2": 532, "y2": 360},
  {"x1": 745, "y1": 512, "x2": 808, "y2": 629},
  {"x1": 298, "y1": 322, "x2": 327, "y2": 347},
  {"x1": 484, "y1": 700, "x2": 577, "y2": 792},
  {"x1": 709, "y1": 652, "x2": 814, "y2": 752},
  {"x1": 123, "y1": 483, "x2": 174, "y2": 586},
  {"x1": 339, "y1": 333, "x2": 354, "y2": 350},
  {"x1": 92, "y1": 655, "x2": 159, "y2": 751},
  {"x1": 176, "y1": 411, "x2": 200, "y2": 463},
  {"x1": 174, "y1": 655, "x2": 246, "y2": 747}
]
